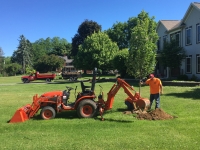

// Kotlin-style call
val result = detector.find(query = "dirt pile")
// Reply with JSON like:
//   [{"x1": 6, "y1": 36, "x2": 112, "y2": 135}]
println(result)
[
  {"x1": 137, "y1": 108, "x2": 174, "y2": 120},
  {"x1": 124, "y1": 108, "x2": 174, "y2": 120}
]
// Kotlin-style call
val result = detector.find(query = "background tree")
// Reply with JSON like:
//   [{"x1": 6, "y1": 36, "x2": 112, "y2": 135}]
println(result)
[
  {"x1": 34, "y1": 54, "x2": 65, "y2": 72},
  {"x1": 11, "y1": 35, "x2": 33, "y2": 74},
  {"x1": 126, "y1": 11, "x2": 158, "y2": 89},
  {"x1": 0, "y1": 47, "x2": 5, "y2": 75},
  {"x1": 71, "y1": 20, "x2": 102, "y2": 57},
  {"x1": 105, "y1": 17, "x2": 137, "y2": 50},
  {"x1": 48, "y1": 37, "x2": 71, "y2": 56},
  {"x1": 160, "y1": 40, "x2": 186, "y2": 72},
  {"x1": 32, "y1": 37, "x2": 71, "y2": 61},
  {"x1": 73, "y1": 31, "x2": 119, "y2": 71},
  {"x1": 106, "y1": 22, "x2": 128, "y2": 49},
  {"x1": 112, "y1": 48, "x2": 129, "y2": 77},
  {"x1": 32, "y1": 38, "x2": 49, "y2": 61},
  {"x1": 4, "y1": 63, "x2": 21, "y2": 76}
]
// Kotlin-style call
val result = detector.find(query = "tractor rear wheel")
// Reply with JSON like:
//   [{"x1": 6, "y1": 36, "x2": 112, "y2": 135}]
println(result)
[
  {"x1": 40, "y1": 106, "x2": 56, "y2": 120},
  {"x1": 77, "y1": 99, "x2": 97, "y2": 118}
]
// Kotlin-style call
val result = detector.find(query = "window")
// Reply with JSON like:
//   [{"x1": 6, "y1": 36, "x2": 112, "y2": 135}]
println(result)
[
  {"x1": 196, "y1": 55, "x2": 200, "y2": 73},
  {"x1": 197, "y1": 24, "x2": 200, "y2": 43},
  {"x1": 170, "y1": 32, "x2": 180, "y2": 46},
  {"x1": 185, "y1": 27, "x2": 192, "y2": 45},
  {"x1": 186, "y1": 55, "x2": 192, "y2": 73},
  {"x1": 163, "y1": 35, "x2": 167, "y2": 45},
  {"x1": 157, "y1": 37, "x2": 161, "y2": 51}
]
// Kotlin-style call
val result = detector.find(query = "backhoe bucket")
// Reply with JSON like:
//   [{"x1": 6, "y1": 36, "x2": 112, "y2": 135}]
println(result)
[{"x1": 9, "y1": 104, "x2": 31, "y2": 123}]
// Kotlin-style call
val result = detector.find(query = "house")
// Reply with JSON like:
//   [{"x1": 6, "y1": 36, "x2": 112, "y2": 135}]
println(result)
[
  {"x1": 61, "y1": 56, "x2": 77, "y2": 72},
  {"x1": 156, "y1": 2, "x2": 200, "y2": 79}
]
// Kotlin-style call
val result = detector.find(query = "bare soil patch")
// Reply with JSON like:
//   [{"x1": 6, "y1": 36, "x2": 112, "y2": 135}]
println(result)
[{"x1": 124, "y1": 108, "x2": 175, "y2": 120}]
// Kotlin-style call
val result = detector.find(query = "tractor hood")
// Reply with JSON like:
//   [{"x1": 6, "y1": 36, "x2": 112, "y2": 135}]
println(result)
[{"x1": 41, "y1": 91, "x2": 63, "y2": 97}]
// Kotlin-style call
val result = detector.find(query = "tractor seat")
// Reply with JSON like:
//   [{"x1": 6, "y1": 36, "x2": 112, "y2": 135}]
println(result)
[{"x1": 80, "y1": 81, "x2": 91, "y2": 93}]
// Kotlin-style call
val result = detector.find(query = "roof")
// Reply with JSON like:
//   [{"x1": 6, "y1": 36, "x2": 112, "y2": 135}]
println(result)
[
  {"x1": 157, "y1": 2, "x2": 200, "y2": 33},
  {"x1": 59, "y1": 56, "x2": 73, "y2": 63},
  {"x1": 159, "y1": 20, "x2": 181, "y2": 31},
  {"x1": 193, "y1": 2, "x2": 200, "y2": 9}
]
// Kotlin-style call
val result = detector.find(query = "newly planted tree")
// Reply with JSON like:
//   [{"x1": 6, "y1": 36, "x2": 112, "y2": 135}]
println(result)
[{"x1": 126, "y1": 11, "x2": 158, "y2": 92}]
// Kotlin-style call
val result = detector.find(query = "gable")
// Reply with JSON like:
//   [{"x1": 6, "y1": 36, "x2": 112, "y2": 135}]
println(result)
[
  {"x1": 157, "y1": 20, "x2": 180, "y2": 35},
  {"x1": 180, "y1": 2, "x2": 200, "y2": 27}
]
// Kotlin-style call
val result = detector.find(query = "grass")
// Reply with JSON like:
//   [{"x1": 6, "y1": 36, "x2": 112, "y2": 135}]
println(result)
[{"x1": 0, "y1": 76, "x2": 200, "y2": 149}]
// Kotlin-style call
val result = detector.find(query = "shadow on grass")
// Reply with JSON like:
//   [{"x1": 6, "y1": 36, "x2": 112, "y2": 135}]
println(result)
[
  {"x1": 30, "y1": 108, "x2": 133, "y2": 123},
  {"x1": 32, "y1": 110, "x2": 79, "y2": 121},
  {"x1": 165, "y1": 88, "x2": 200, "y2": 100}
]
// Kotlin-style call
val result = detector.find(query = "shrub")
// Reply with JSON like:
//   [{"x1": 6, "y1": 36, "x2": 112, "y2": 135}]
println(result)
[
  {"x1": 177, "y1": 74, "x2": 188, "y2": 81},
  {"x1": 190, "y1": 74, "x2": 198, "y2": 81}
]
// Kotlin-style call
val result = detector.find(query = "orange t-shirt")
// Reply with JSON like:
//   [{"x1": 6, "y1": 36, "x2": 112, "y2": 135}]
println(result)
[{"x1": 145, "y1": 78, "x2": 162, "y2": 94}]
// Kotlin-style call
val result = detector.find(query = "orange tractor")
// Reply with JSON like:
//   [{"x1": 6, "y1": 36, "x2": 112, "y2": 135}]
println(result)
[{"x1": 9, "y1": 68, "x2": 150, "y2": 123}]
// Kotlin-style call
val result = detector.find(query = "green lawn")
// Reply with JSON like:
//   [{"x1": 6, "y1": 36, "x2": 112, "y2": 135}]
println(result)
[{"x1": 0, "y1": 76, "x2": 200, "y2": 150}]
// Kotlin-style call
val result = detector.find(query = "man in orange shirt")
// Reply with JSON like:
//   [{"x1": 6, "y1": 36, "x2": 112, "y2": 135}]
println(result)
[{"x1": 141, "y1": 74, "x2": 163, "y2": 110}]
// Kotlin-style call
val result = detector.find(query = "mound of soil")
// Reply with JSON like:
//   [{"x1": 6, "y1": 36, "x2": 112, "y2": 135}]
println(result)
[{"x1": 124, "y1": 108, "x2": 174, "y2": 120}]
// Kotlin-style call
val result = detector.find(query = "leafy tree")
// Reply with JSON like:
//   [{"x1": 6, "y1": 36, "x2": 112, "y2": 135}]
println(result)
[
  {"x1": 32, "y1": 38, "x2": 48, "y2": 61},
  {"x1": 11, "y1": 35, "x2": 33, "y2": 74},
  {"x1": 0, "y1": 47, "x2": 5, "y2": 74},
  {"x1": 73, "y1": 31, "x2": 119, "y2": 71},
  {"x1": 105, "y1": 17, "x2": 137, "y2": 50},
  {"x1": 4, "y1": 63, "x2": 21, "y2": 76},
  {"x1": 126, "y1": 11, "x2": 158, "y2": 82},
  {"x1": 106, "y1": 22, "x2": 128, "y2": 49},
  {"x1": 49, "y1": 37, "x2": 71, "y2": 56},
  {"x1": 34, "y1": 54, "x2": 65, "y2": 72},
  {"x1": 71, "y1": 20, "x2": 102, "y2": 57},
  {"x1": 160, "y1": 40, "x2": 186, "y2": 69},
  {"x1": 32, "y1": 37, "x2": 71, "y2": 61},
  {"x1": 112, "y1": 48, "x2": 129, "y2": 77}
]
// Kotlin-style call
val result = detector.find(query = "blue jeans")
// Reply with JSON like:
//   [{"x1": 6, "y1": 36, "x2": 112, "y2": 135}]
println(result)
[{"x1": 149, "y1": 93, "x2": 160, "y2": 109}]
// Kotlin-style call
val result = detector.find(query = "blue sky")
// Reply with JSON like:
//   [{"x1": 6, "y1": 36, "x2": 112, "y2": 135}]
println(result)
[{"x1": 0, "y1": 0, "x2": 194, "y2": 57}]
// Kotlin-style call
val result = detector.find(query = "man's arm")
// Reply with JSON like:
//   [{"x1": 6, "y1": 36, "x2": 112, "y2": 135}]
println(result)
[{"x1": 160, "y1": 83, "x2": 163, "y2": 94}]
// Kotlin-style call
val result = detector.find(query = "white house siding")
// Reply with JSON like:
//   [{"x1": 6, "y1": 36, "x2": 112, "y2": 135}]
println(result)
[
  {"x1": 180, "y1": 7, "x2": 200, "y2": 79},
  {"x1": 157, "y1": 2, "x2": 200, "y2": 79},
  {"x1": 157, "y1": 23, "x2": 168, "y2": 51}
]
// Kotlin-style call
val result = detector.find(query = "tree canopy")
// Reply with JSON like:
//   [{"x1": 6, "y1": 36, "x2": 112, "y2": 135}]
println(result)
[
  {"x1": 73, "y1": 31, "x2": 119, "y2": 70},
  {"x1": 160, "y1": 40, "x2": 186, "y2": 69},
  {"x1": 32, "y1": 37, "x2": 71, "y2": 61},
  {"x1": 106, "y1": 17, "x2": 137, "y2": 50},
  {"x1": 11, "y1": 35, "x2": 33, "y2": 74},
  {"x1": 34, "y1": 54, "x2": 65, "y2": 73},
  {"x1": 71, "y1": 20, "x2": 102, "y2": 57},
  {"x1": 126, "y1": 11, "x2": 158, "y2": 80},
  {"x1": 112, "y1": 48, "x2": 129, "y2": 77}
]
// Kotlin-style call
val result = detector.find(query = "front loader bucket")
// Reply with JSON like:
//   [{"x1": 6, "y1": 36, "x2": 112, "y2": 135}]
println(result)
[{"x1": 9, "y1": 104, "x2": 31, "y2": 123}]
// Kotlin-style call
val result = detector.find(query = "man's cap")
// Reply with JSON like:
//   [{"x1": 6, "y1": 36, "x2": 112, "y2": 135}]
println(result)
[{"x1": 149, "y1": 74, "x2": 154, "y2": 78}]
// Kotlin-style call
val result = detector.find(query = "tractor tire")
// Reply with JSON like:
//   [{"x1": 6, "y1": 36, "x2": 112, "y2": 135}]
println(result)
[
  {"x1": 40, "y1": 106, "x2": 56, "y2": 120},
  {"x1": 22, "y1": 78, "x2": 29, "y2": 83},
  {"x1": 46, "y1": 78, "x2": 51, "y2": 82},
  {"x1": 77, "y1": 99, "x2": 97, "y2": 118}
]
